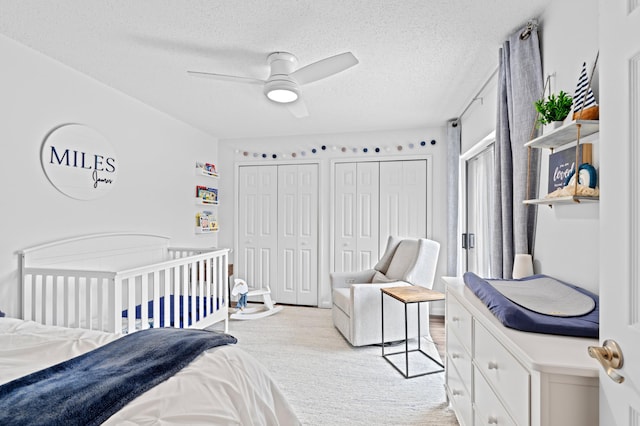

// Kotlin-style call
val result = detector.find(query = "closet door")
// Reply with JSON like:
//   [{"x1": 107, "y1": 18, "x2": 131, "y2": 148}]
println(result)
[
  {"x1": 334, "y1": 162, "x2": 379, "y2": 272},
  {"x1": 237, "y1": 166, "x2": 278, "y2": 293},
  {"x1": 379, "y1": 160, "x2": 427, "y2": 249},
  {"x1": 277, "y1": 164, "x2": 318, "y2": 305}
]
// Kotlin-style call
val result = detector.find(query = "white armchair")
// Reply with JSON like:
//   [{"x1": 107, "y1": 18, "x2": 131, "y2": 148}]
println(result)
[{"x1": 331, "y1": 236, "x2": 440, "y2": 347}]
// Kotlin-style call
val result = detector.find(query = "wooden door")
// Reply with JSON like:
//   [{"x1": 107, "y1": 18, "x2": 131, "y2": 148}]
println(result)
[
  {"x1": 237, "y1": 166, "x2": 278, "y2": 293},
  {"x1": 277, "y1": 164, "x2": 318, "y2": 305},
  {"x1": 599, "y1": 0, "x2": 640, "y2": 422}
]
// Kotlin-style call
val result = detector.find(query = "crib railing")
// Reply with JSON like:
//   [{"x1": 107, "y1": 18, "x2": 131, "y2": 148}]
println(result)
[{"x1": 21, "y1": 248, "x2": 229, "y2": 335}]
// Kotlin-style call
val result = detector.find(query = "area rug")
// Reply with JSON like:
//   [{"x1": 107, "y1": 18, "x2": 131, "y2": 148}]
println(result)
[{"x1": 210, "y1": 305, "x2": 458, "y2": 425}]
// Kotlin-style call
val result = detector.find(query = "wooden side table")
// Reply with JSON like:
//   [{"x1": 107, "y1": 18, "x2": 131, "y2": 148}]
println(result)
[{"x1": 381, "y1": 286, "x2": 445, "y2": 378}]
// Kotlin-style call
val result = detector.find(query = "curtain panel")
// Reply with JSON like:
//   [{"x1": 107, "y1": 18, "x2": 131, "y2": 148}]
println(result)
[
  {"x1": 446, "y1": 119, "x2": 461, "y2": 276},
  {"x1": 491, "y1": 24, "x2": 543, "y2": 278}
]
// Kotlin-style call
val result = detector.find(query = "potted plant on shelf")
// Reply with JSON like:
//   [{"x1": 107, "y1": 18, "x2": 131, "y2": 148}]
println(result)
[{"x1": 534, "y1": 91, "x2": 573, "y2": 129}]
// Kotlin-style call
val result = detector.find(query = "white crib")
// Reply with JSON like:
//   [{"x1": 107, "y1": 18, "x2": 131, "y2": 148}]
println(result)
[{"x1": 19, "y1": 233, "x2": 229, "y2": 335}]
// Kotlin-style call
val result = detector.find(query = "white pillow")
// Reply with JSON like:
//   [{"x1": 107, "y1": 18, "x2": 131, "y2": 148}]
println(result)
[
  {"x1": 374, "y1": 236, "x2": 401, "y2": 274},
  {"x1": 385, "y1": 240, "x2": 419, "y2": 281}
]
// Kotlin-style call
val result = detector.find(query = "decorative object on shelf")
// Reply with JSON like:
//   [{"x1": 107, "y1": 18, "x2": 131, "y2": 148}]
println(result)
[
  {"x1": 564, "y1": 163, "x2": 597, "y2": 189},
  {"x1": 572, "y1": 54, "x2": 599, "y2": 121},
  {"x1": 534, "y1": 90, "x2": 573, "y2": 127},
  {"x1": 547, "y1": 143, "x2": 592, "y2": 193},
  {"x1": 546, "y1": 167, "x2": 599, "y2": 199}
]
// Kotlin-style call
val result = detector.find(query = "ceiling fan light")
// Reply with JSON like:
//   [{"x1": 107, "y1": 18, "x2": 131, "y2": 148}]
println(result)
[
  {"x1": 264, "y1": 79, "x2": 299, "y2": 103},
  {"x1": 267, "y1": 88, "x2": 298, "y2": 103}
]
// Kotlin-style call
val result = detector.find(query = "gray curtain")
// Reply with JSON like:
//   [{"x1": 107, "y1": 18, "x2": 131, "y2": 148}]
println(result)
[
  {"x1": 491, "y1": 24, "x2": 542, "y2": 278},
  {"x1": 446, "y1": 119, "x2": 461, "y2": 276}
]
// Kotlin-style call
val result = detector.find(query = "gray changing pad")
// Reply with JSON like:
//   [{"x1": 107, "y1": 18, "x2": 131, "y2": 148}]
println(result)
[{"x1": 486, "y1": 276, "x2": 595, "y2": 317}]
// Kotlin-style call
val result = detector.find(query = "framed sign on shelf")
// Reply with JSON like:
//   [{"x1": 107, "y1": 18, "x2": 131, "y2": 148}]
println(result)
[{"x1": 547, "y1": 143, "x2": 592, "y2": 194}]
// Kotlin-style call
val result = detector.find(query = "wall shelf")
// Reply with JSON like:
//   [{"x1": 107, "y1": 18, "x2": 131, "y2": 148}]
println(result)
[
  {"x1": 523, "y1": 195, "x2": 599, "y2": 206},
  {"x1": 195, "y1": 227, "x2": 219, "y2": 234},
  {"x1": 524, "y1": 120, "x2": 599, "y2": 207},
  {"x1": 525, "y1": 120, "x2": 599, "y2": 150},
  {"x1": 195, "y1": 161, "x2": 219, "y2": 235},
  {"x1": 196, "y1": 198, "x2": 219, "y2": 206}
]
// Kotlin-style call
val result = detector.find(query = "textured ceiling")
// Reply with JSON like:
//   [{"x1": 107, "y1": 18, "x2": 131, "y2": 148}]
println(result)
[{"x1": 0, "y1": 0, "x2": 551, "y2": 140}]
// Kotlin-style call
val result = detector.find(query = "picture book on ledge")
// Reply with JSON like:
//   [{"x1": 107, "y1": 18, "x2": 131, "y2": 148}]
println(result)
[
  {"x1": 196, "y1": 161, "x2": 218, "y2": 177},
  {"x1": 196, "y1": 211, "x2": 218, "y2": 232},
  {"x1": 196, "y1": 186, "x2": 218, "y2": 203}
]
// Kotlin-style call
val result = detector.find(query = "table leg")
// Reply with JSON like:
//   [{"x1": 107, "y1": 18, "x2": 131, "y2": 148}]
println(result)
[
  {"x1": 381, "y1": 292, "x2": 385, "y2": 357},
  {"x1": 405, "y1": 302, "x2": 409, "y2": 377}
]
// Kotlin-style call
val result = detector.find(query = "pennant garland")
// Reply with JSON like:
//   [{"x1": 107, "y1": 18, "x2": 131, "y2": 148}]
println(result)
[{"x1": 234, "y1": 139, "x2": 437, "y2": 160}]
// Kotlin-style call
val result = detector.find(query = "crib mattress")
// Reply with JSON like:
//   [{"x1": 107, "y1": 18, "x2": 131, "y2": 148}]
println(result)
[
  {"x1": 463, "y1": 272, "x2": 599, "y2": 338},
  {"x1": 0, "y1": 318, "x2": 300, "y2": 425}
]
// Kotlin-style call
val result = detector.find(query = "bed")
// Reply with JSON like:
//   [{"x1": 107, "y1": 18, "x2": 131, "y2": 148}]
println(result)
[
  {"x1": 0, "y1": 317, "x2": 300, "y2": 425},
  {"x1": 19, "y1": 233, "x2": 230, "y2": 334}
]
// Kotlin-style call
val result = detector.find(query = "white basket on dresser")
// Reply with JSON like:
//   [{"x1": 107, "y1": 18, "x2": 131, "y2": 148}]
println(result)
[{"x1": 442, "y1": 276, "x2": 599, "y2": 426}]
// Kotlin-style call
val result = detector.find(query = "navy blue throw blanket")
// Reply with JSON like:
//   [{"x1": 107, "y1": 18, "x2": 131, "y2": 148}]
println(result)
[{"x1": 0, "y1": 328, "x2": 237, "y2": 426}]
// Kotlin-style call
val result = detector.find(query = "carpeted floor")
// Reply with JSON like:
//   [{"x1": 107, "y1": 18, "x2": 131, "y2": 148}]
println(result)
[{"x1": 210, "y1": 305, "x2": 459, "y2": 426}]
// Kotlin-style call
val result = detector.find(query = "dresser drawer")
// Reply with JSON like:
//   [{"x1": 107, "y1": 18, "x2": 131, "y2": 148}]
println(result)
[
  {"x1": 474, "y1": 368, "x2": 517, "y2": 426},
  {"x1": 474, "y1": 320, "x2": 529, "y2": 426},
  {"x1": 446, "y1": 292, "x2": 473, "y2": 354},
  {"x1": 446, "y1": 354, "x2": 473, "y2": 426},
  {"x1": 446, "y1": 323, "x2": 472, "y2": 387}
]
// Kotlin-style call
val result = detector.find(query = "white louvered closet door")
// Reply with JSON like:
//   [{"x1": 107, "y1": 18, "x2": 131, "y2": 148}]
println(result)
[
  {"x1": 334, "y1": 162, "x2": 379, "y2": 273},
  {"x1": 237, "y1": 166, "x2": 278, "y2": 294},
  {"x1": 277, "y1": 164, "x2": 318, "y2": 305},
  {"x1": 379, "y1": 160, "x2": 427, "y2": 250}
]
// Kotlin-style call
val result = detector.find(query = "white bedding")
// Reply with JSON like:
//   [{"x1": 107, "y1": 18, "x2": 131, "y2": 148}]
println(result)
[{"x1": 0, "y1": 318, "x2": 300, "y2": 425}]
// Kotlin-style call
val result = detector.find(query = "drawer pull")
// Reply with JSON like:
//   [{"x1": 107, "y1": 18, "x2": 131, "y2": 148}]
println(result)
[
  {"x1": 488, "y1": 416, "x2": 498, "y2": 424},
  {"x1": 451, "y1": 353, "x2": 460, "y2": 359},
  {"x1": 451, "y1": 316, "x2": 460, "y2": 322},
  {"x1": 452, "y1": 389, "x2": 462, "y2": 396},
  {"x1": 488, "y1": 361, "x2": 498, "y2": 370}
]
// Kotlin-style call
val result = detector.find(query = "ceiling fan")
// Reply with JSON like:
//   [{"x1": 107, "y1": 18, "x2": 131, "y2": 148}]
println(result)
[{"x1": 187, "y1": 51, "x2": 358, "y2": 118}]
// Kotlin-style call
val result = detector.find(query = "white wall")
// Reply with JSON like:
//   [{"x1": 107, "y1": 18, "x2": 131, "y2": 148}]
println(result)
[
  {"x1": 0, "y1": 35, "x2": 219, "y2": 317},
  {"x1": 218, "y1": 127, "x2": 448, "y2": 313},
  {"x1": 459, "y1": 0, "x2": 600, "y2": 293}
]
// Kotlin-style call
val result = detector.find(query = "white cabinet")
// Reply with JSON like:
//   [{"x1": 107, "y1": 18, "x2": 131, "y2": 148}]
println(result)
[{"x1": 443, "y1": 276, "x2": 599, "y2": 426}]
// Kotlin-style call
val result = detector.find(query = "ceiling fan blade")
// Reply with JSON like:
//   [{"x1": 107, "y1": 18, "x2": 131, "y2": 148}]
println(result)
[
  {"x1": 291, "y1": 52, "x2": 358, "y2": 85},
  {"x1": 287, "y1": 98, "x2": 309, "y2": 118},
  {"x1": 187, "y1": 70, "x2": 264, "y2": 85}
]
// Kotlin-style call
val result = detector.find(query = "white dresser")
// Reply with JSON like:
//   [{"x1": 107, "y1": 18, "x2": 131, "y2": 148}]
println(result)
[{"x1": 443, "y1": 276, "x2": 599, "y2": 426}]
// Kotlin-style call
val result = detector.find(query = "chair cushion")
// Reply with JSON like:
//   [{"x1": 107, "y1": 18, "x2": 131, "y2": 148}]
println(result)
[
  {"x1": 371, "y1": 271, "x2": 395, "y2": 283},
  {"x1": 332, "y1": 288, "x2": 351, "y2": 316},
  {"x1": 374, "y1": 236, "x2": 401, "y2": 274},
  {"x1": 385, "y1": 240, "x2": 419, "y2": 281}
]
